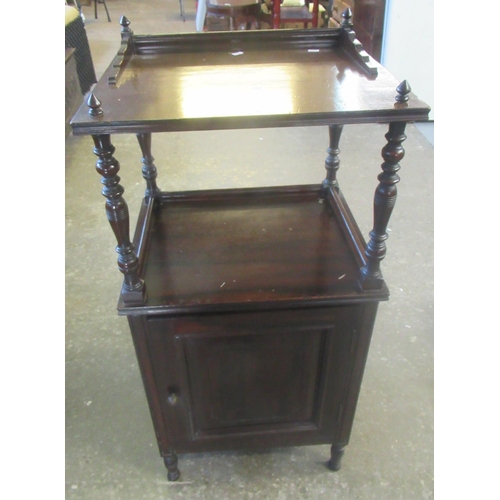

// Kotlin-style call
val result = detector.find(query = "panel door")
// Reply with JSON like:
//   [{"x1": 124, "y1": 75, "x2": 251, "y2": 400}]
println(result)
[{"x1": 145, "y1": 305, "x2": 375, "y2": 453}]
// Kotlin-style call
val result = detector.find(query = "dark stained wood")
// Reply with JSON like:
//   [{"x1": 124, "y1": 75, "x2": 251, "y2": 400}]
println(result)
[
  {"x1": 118, "y1": 185, "x2": 388, "y2": 315},
  {"x1": 145, "y1": 305, "x2": 379, "y2": 454},
  {"x1": 163, "y1": 453, "x2": 180, "y2": 481},
  {"x1": 361, "y1": 121, "x2": 406, "y2": 290},
  {"x1": 70, "y1": 29, "x2": 430, "y2": 136},
  {"x1": 70, "y1": 24, "x2": 430, "y2": 480},
  {"x1": 322, "y1": 124, "x2": 343, "y2": 189},
  {"x1": 87, "y1": 93, "x2": 103, "y2": 116},
  {"x1": 136, "y1": 133, "x2": 161, "y2": 199},
  {"x1": 91, "y1": 134, "x2": 145, "y2": 303},
  {"x1": 328, "y1": 444, "x2": 345, "y2": 470}
]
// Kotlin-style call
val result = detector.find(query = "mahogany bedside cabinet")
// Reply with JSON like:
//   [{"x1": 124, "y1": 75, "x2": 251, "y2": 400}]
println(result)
[{"x1": 70, "y1": 11, "x2": 430, "y2": 481}]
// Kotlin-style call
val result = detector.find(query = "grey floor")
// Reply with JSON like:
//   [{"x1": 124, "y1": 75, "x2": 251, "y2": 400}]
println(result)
[{"x1": 65, "y1": 1, "x2": 434, "y2": 498}]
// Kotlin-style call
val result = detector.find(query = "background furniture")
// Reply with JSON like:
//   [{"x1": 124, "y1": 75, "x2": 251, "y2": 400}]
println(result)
[
  {"x1": 328, "y1": 0, "x2": 386, "y2": 60},
  {"x1": 268, "y1": 0, "x2": 320, "y2": 29},
  {"x1": 66, "y1": 48, "x2": 81, "y2": 136},
  {"x1": 70, "y1": 15, "x2": 429, "y2": 481},
  {"x1": 65, "y1": 5, "x2": 97, "y2": 134},
  {"x1": 94, "y1": 0, "x2": 111, "y2": 21},
  {"x1": 205, "y1": 0, "x2": 262, "y2": 31}
]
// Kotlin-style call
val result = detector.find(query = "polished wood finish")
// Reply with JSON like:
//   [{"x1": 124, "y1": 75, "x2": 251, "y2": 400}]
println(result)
[
  {"x1": 70, "y1": 28, "x2": 429, "y2": 136},
  {"x1": 361, "y1": 121, "x2": 406, "y2": 290},
  {"x1": 91, "y1": 134, "x2": 145, "y2": 303},
  {"x1": 136, "y1": 133, "x2": 161, "y2": 199},
  {"x1": 70, "y1": 25, "x2": 430, "y2": 481},
  {"x1": 323, "y1": 124, "x2": 343, "y2": 189},
  {"x1": 118, "y1": 185, "x2": 387, "y2": 315}
]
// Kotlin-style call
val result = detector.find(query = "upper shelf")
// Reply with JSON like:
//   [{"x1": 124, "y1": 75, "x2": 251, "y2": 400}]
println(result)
[{"x1": 70, "y1": 21, "x2": 430, "y2": 135}]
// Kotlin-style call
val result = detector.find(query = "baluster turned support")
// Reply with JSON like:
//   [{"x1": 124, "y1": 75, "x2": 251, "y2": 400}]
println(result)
[
  {"x1": 360, "y1": 121, "x2": 407, "y2": 289},
  {"x1": 137, "y1": 133, "x2": 161, "y2": 199},
  {"x1": 322, "y1": 124, "x2": 344, "y2": 191},
  {"x1": 91, "y1": 130, "x2": 145, "y2": 304}
]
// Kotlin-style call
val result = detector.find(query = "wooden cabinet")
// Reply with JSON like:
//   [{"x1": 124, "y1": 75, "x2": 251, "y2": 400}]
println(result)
[
  {"x1": 140, "y1": 304, "x2": 377, "y2": 452},
  {"x1": 70, "y1": 16, "x2": 430, "y2": 481}
]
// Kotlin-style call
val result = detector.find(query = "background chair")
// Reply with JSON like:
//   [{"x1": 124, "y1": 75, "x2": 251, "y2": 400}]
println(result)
[
  {"x1": 266, "y1": 0, "x2": 320, "y2": 29},
  {"x1": 94, "y1": 0, "x2": 111, "y2": 22}
]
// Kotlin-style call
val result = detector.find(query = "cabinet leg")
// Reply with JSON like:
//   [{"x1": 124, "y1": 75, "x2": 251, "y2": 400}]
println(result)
[
  {"x1": 327, "y1": 444, "x2": 345, "y2": 471},
  {"x1": 164, "y1": 452, "x2": 180, "y2": 481}
]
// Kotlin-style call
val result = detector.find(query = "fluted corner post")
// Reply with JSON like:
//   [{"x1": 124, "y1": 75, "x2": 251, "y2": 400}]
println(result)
[
  {"x1": 92, "y1": 133, "x2": 146, "y2": 304},
  {"x1": 322, "y1": 124, "x2": 344, "y2": 192},
  {"x1": 137, "y1": 133, "x2": 161, "y2": 199},
  {"x1": 360, "y1": 121, "x2": 407, "y2": 290}
]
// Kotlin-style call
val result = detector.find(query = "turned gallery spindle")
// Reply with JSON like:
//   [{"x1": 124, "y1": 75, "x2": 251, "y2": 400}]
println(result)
[
  {"x1": 91, "y1": 132, "x2": 145, "y2": 303},
  {"x1": 361, "y1": 120, "x2": 407, "y2": 289},
  {"x1": 137, "y1": 133, "x2": 161, "y2": 198},
  {"x1": 323, "y1": 124, "x2": 344, "y2": 190}
]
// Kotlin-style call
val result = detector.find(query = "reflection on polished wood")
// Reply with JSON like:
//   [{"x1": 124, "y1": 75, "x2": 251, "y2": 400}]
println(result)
[{"x1": 70, "y1": 29, "x2": 429, "y2": 135}]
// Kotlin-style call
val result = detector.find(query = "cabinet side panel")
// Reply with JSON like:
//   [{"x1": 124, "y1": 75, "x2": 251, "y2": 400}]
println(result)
[{"x1": 127, "y1": 316, "x2": 172, "y2": 455}]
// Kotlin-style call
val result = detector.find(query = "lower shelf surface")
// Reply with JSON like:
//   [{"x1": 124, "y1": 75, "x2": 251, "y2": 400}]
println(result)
[{"x1": 120, "y1": 185, "x2": 388, "y2": 314}]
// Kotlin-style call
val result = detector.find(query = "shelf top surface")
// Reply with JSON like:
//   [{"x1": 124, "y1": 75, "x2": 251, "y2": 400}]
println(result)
[
  {"x1": 71, "y1": 29, "x2": 430, "y2": 134},
  {"x1": 119, "y1": 186, "x2": 388, "y2": 314}
]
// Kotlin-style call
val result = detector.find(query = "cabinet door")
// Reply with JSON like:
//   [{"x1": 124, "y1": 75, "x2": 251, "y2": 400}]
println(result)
[{"x1": 146, "y1": 306, "x2": 374, "y2": 453}]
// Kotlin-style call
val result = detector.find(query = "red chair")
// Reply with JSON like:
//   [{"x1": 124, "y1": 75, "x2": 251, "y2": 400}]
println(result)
[{"x1": 269, "y1": 0, "x2": 320, "y2": 29}]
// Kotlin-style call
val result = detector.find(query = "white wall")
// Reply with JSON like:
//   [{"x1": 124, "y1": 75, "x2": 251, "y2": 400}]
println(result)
[{"x1": 381, "y1": 0, "x2": 434, "y2": 120}]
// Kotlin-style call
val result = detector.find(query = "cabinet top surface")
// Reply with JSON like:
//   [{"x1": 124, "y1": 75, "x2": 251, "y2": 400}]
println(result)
[{"x1": 71, "y1": 29, "x2": 430, "y2": 134}]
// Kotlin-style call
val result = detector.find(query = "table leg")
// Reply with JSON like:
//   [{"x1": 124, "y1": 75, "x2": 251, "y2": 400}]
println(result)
[
  {"x1": 361, "y1": 121, "x2": 407, "y2": 289},
  {"x1": 327, "y1": 444, "x2": 345, "y2": 471},
  {"x1": 92, "y1": 134, "x2": 145, "y2": 303}
]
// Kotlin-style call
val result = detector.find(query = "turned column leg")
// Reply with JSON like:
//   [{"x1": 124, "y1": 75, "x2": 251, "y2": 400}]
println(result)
[
  {"x1": 328, "y1": 444, "x2": 346, "y2": 471},
  {"x1": 322, "y1": 124, "x2": 344, "y2": 191},
  {"x1": 360, "y1": 122, "x2": 407, "y2": 290},
  {"x1": 164, "y1": 451, "x2": 180, "y2": 481},
  {"x1": 137, "y1": 132, "x2": 161, "y2": 199},
  {"x1": 92, "y1": 134, "x2": 145, "y2": 304}
]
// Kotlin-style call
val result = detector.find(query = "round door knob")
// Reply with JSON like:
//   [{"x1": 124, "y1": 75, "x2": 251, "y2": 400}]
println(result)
[{"x1": 167, "y1": 392, "x2": 178, "y2": 406}]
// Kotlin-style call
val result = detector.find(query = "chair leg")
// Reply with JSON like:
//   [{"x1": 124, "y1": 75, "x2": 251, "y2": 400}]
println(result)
[
  {"x1": 102, "y1": 0, "x2": 111, "y2": 22},
  {"x1": 94, "y1": 0, "x2": 97, "y2": 19}
]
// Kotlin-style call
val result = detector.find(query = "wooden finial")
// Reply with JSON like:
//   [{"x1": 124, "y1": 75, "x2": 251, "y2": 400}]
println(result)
[
  {"x1": 87, "y1": 93, "x2": 103, "y2": 116},
  {"x1": 341, "y1": 8, "x2": 353, "y2": 29},
  {"x1": 396, "y1": 80, "x2": 411, "y2": 103},
  {"x1": 120, "y1": 15, "x2": 132, "y2": 33}
]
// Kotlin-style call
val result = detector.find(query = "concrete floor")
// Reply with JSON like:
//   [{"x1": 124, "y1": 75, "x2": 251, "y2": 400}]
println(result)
[{"x1": 65, "y1": 1, "x2": 434, "y2": 498}]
